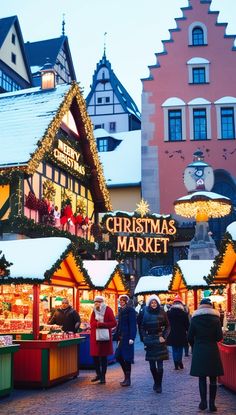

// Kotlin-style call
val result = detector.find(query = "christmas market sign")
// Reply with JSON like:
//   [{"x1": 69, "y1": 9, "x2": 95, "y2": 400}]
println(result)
[
  {"x1": 103, "y1": 210, "x2": 177, "y2": 255},
  {"x1": 53, "y1": 139, "x2": 85, "y2": 176}
]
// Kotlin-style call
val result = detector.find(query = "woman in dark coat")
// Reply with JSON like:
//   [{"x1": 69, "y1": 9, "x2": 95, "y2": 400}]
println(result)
[
  {"x1": 167, "y1": 295, "x2": 190, "y2": 370},
  {"x1": 114, "y1": 295, "x2": 137, "y2": 387},
  {"x1": 90, "y1": 295, "x2": 117, "y2": 384},
  {"x1": 188, "y1": 298, "x2": 224, "y2": 412},
  {"x1": 139, "y1": 294, "x2": 170, "y2": 393}
]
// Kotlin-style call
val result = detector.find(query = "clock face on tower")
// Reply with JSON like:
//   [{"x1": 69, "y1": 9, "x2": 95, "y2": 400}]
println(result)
[{"x1": 184, "y1": 164, "x2": 214, "y2": 192}]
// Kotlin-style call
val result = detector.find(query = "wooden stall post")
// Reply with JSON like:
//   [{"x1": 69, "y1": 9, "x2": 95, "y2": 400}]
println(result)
[
  {"x1": 193, "y1": 289, "x2": 198, "y2": 310},
  {"x1": 33, "y1": 284, "x2": 40, "y2": 340},
  {"x1": 227, "y1": 284, "x2": 232, "y2": 313}
]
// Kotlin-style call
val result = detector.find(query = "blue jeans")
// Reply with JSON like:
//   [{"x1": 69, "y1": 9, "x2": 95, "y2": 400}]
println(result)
[{"x1": 172, "y1": 346, "x2": 183, "y2": 362}]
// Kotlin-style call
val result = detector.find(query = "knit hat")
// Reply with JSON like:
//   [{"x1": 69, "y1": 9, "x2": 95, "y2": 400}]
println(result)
[
  {"x1": 94, "y1": 295, "x2": 105, "y2": 303},
  {"x1": 146, "y1": 294, "x2": 161, "y2": 306},
  {"x1": 118, "y1": 294, "x2": 129, "y2": 303},
  {"x1": 200, "y1": 298, "x2": 212, "y2": 306},
  {"x1": 173, "y1": 295, "x2": 183, "y2": 304}
]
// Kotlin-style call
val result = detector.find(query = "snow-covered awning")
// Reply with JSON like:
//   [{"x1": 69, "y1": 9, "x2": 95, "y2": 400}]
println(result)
[
  {"x1": 134, "y1": 275, "x2": 172, "y2": 295},
  {"x1": 83, "y1": 260, "x2": 128, "y2": 293},
  {"x1": 169, "y1": 259, "x2": 213, "y2": 291},
  {"x1": 0, "y1": 237, "x2": 87, "y2": 284}
]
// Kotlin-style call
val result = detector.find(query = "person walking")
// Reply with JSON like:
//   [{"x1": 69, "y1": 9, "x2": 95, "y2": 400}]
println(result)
[
  {"x1": 114, "y1": 294, "x2": 137, "y2": 387},
  {"x1": 90, "y1": 295, "x2": 117, "y2": 384},
  {"x1": 139, "y1": 294, "x2": 170, "y2": 393},
  {"x1": 167, "y1": 295, "x2": 190, "y2": 370},
  {"x1": 48, "y1": 298, "x2": 81, "y2": 333},
  {"x1": 188, "y1": 298, "x2": 224, "y2": 412}
]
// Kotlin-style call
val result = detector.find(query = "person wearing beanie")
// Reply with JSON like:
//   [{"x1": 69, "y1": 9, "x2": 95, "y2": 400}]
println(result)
[
  {"x1": 113, "y1": 294, "x2": 137, "y2": 387},
  {"x1": 139, "y1": 294, "x2": 170, "y2": 393},
  {"x1": 188, "y1": 298, "x2": 224, "y2": 412},
  {"x1": 90, "y1": 296, "x2": 117, "y2": 384},
  {"x1": 167, "y1": 295, "x2": 190, "y2": 370}
]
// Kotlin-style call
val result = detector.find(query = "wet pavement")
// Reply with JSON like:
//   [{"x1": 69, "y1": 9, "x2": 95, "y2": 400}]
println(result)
[{"x1": 0, "y1": 340, "x2": 235, "y2": 415}]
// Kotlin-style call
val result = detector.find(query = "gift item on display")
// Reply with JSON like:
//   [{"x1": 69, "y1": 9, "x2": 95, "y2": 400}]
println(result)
[{"x1": 96, "y1": 328, "x2": 110, "y2": 341}]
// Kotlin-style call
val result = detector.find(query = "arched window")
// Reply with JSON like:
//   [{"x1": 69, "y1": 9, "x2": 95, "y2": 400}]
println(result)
[
  {"x1": 188, "y1": 22, "x2": 207, "y2": 46},
  {"x1": 192, "y1": 27, "x2": 204, "y2": 46}
]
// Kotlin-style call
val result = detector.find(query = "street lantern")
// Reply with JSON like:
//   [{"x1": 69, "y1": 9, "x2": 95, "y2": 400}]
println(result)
[{"x1": 40, "y1": 58, "x2": 56, "y2": 90}]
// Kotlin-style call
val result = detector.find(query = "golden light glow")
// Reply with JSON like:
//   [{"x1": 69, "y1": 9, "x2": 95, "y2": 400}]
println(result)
[
  {"x1": 174, "y1": 200, "x2": 231, "y2": 219},
  {"x1": 135, "y1": 199, "x2": 150, "y2": 217}
]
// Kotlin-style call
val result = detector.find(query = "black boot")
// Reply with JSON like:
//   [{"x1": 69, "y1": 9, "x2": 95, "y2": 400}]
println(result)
[
  {"x1": 155, "y1": 369, "x2": 163, "y2": 393},
  {"x1": 91, "y1": 374, "x2": 101, "y2": 382},
  {"x1": 199, "y1": 377, "x2": 207, "y2": 410},
  {"x1": 209, "y1": 384, "x2": 217, "y2": 412},
  {"x1": 120, "y1": 371, "x2": 131, "y2": 386},
  {"x1": 178, "y1": 361, "x2": 184, "y2": 369},
  {"x1": 150, "y1": 368, "x2": 158, "y2": 391},
  {"x1": 174, "y1": 361, "x2": 179, "y2": 370}
]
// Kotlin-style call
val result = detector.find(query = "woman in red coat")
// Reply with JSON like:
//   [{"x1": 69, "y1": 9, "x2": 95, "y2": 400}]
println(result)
[{"x1": 90, "y1": 295, "x2": 117, "y2": 384}]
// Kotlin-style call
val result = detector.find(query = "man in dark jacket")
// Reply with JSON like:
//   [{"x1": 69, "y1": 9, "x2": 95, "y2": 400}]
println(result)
[
  {"x1": 49, "y1": 298, "x2": 81, "y2": 333},
  {"x1": 188, "y1": 298, "x2": 223, "y2": 412}
]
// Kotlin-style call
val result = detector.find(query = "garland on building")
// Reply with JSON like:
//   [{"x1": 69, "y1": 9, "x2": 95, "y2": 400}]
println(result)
[
  {"x1": 205, "y1": 232, "x2": 236, "y2": 285},
  {"x1": 169, "y1": 263, "x2": 211, "y2": 291}
]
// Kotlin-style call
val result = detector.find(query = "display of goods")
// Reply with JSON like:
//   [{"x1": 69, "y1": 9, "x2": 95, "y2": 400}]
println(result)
[{"x1": 0, "y1": 335, "x2": 13, "y2": 346}]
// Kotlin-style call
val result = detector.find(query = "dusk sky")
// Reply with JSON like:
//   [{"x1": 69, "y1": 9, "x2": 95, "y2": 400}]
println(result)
[{"x1": 1, "y1": 0, "x2": 236, "y2": 108}]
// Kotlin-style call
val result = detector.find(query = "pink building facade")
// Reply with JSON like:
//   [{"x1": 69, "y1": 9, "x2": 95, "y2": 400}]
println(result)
[{"x1": 142, "y1": 0, "x2": 236, "y2": 222}]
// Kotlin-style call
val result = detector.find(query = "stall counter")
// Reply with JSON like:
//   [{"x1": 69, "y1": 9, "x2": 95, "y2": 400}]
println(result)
[
  {"x1": 0, "y1": 344, "x2": 19, "y2": 397},
  {"x1": 218, "y1": 342, "x2": 236, "y2": 392},
  {"x1": 13, "y1": 337, "x2": 85, "y2": 388}
]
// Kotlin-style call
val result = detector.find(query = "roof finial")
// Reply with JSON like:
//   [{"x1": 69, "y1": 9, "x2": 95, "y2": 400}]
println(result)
[
  {"x1": 62, "y1": 13, "x2": 65, "y2": 36},
  {"x1": 103, "y1": 32, "x2": 107, "y2": 57}
]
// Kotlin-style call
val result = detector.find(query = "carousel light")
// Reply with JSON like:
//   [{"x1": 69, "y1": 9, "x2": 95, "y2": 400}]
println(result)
[{"x1": 174, "y1": 200, "x2": 232, "y2": 219}]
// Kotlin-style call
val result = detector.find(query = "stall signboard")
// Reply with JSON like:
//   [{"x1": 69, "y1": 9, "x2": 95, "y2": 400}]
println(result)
[
  {"x1": 104, "y1": 214, "x2": 177, "y2": 255},
  {"x1": 53, "y1": 139, "x2": 86, "y2": 176}
]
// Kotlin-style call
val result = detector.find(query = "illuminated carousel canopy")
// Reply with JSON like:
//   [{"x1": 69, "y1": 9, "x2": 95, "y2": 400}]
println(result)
[{"x1": 174, "y1": 191, "x2": 232, "y2": 219}]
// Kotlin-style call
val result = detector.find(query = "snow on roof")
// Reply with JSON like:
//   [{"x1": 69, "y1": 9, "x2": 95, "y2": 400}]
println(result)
[
  {"x1": 98, "y1": 130, "x2": 141, "y2": 186},
  {"x1": 0, "y1": 237, "x2": 71, "y2": 280},
  {"x1": 214, "y1": 96, "x2": 236, "y2": 104},
  {"x1": 83, "y1": 260, "x2": 119, "y2": 287},
  {"x1": 94, "y1": 128, "x2": 112, "y2": 139},
  {"x1": 134, "y1": 275, "x2": 172, "y2": 295},
  {"x1": 226, "y1": 222, "x2": 236, "y2": 240},
  {"x1": 162, "y1": 97, "x2": 186, "y2": 107},
  {"x1": 177, "y1": 191, "x2": 230, "y2": 202},
  {"x1": 177, "y1": 259, "x2": 213, "y2": 286},
  {"x1": 188, "y1": 98, "x2": 211, "y2": 105},
  {"x1": 187, "y1": 57, "x2": 210, "y2": 65},
  {"x1": 0, "y1": 84, "x2": 71, "y2": 167},
  {"x1": 105, "y1": 210, "x2": 170, "y2": 218}
]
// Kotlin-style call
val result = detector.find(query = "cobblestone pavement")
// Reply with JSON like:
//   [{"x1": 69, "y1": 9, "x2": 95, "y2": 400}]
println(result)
[{"x1": 0, "y1": 340, "x2": 236, "y2": 415}]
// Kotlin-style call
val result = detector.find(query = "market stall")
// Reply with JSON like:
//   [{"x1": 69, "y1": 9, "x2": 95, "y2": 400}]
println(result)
[
  {"x1": 0, "y1": 237, "x2": 90, "y2": 387},
  {"x1": 78, "y1": 260, "x2": 128, "y2": 367},
  {"x1": 0, "y1": 337, "x2": 19, "y2": 397},
  {"x1": 134, "y1": 274, "x2": 173, "y2": 306}
]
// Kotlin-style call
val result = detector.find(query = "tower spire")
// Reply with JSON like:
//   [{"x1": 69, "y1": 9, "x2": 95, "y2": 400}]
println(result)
[
  {"x1": 62, "y1": 13, "x2": 65, "y2": 36},
  {"x1": 103, "y1": 32, "x2": 107, "y2": 57}
]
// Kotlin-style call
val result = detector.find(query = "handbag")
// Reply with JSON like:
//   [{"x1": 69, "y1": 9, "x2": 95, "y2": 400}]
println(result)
[{"x1": 96, "y1": 328, "x2": 110, "y2": 341}]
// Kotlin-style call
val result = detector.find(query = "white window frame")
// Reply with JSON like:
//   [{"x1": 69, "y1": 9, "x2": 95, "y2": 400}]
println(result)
[
  {"x1": 214, "y1": 98, "x2": 236, "y2": 139},
  {"x1": 188, "y1": 101, "x2": 211, "y2": 141},
  {"x1": 188, "y1": 21, "x2": 208, "y2": 46},
  {"x1": 162, "y1": 98, "x2": 186, "y2": 142},
  {"x1": 187, "y1": 57, "x2": 210, "y2": 84}
]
